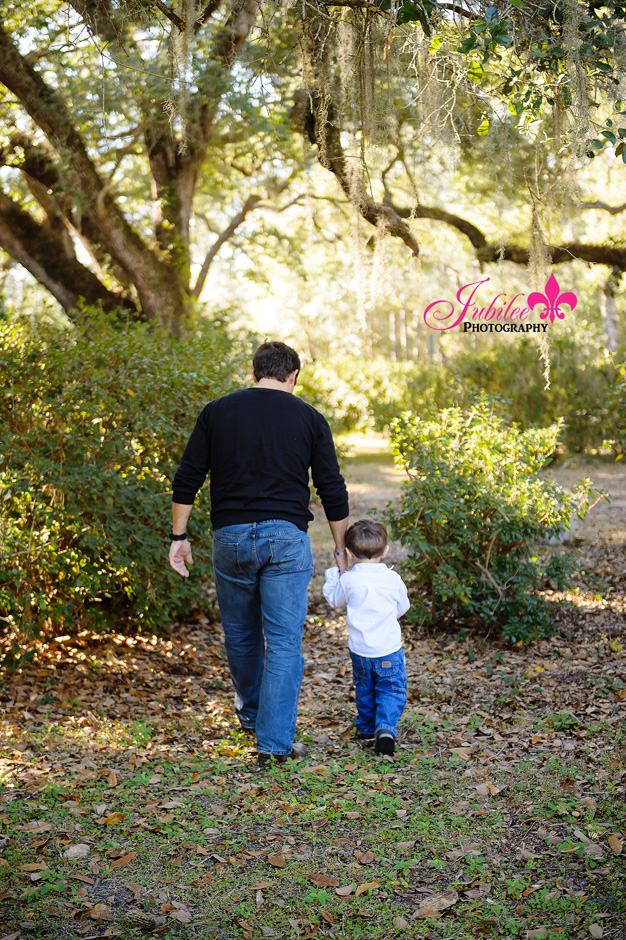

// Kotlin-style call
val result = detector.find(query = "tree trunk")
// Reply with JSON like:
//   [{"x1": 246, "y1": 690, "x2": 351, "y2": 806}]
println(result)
[
  {"x1": 0, "y1": 22, "x2": 187, "y2": 327},
  {"x1": 602, "y1": 274, "x2": 619, "y2": 352}
]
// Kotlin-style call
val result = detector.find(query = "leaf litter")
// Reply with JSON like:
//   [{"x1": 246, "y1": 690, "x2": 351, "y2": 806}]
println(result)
[{"x1": 1, "y1": 465, "x2": 626, "y2": 937}]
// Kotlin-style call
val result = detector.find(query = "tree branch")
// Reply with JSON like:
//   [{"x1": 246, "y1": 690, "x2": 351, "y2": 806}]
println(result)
[
  {"x1": 152, "y1": 0, "x2": 187, "y2": 31},
  {"x1": 67, "y1": 0, "x2": 126, "y2": 44},
  {"x1": 293, "y1": 89, "x2": 420, "y2": 256},
  {"x1": 388, "y1": 198, "x2": 626, "y2": 269},
  {"x1": 194, "y1": 0, "x2": 223, "y2": 32},
  {"x1": 0, "y1": 187, "x2": 136, "y2": 316},
  {"x1": 579, "y1": 199, "x2": 626, "y2": 215},
  {"x1": 192, "y1": 194, "x2": 262, "y2": 298},
  {"x1": 389, "y1": 200, "x2": 487, "y2": 250}
]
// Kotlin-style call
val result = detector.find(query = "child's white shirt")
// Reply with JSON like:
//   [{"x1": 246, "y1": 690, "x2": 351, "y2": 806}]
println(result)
[{"x1": 323, "y1": 563, "x2": 410, "y2": 658}]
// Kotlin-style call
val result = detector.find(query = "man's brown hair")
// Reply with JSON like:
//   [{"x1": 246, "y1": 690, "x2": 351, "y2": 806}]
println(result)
[
  {"x1": 345, "y1": 520, "x2": 388, "y2": 559},
  {"x1": 253, "y1": 342, "x2": 301, "y2": 382}
]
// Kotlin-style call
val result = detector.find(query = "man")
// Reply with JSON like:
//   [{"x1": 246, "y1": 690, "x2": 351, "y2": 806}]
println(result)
[{"x1": 169, "y1": 342, "x2": 349, "y2": 767}]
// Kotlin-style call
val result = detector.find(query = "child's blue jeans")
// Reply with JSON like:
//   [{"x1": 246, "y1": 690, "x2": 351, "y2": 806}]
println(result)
[{"x1": 349, "y1": 648, "x2": 407, "y2": 739}]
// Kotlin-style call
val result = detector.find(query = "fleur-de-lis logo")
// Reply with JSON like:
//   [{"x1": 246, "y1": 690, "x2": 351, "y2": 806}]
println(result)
[{"x1": 527, "y1": 273, "x2": 577, "y2": 324}]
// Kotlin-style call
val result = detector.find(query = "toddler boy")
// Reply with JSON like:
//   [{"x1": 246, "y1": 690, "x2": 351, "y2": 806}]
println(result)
[{"x1": 323, "y1": 520, "x2": 409, "y2": 756}]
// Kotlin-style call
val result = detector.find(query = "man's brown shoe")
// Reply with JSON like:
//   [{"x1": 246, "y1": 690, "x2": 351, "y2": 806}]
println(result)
[{"x1": 257, "y1": 742, "x2": 308, "y2": 768}]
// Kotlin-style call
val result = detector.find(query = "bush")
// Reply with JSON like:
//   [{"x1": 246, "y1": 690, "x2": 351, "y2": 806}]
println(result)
[
  {"x1": 296, "y1": 359, "x2": 371, "y2": 434},
  {"x1": 605, "y1": 358, "x2": 626, "y2": 455},
  {"x1": 0, "y1": 314, "x2": 233, "y2": 635},
  {"x1": 386, "y1": 398, "x2": 599, "y2": 643}
]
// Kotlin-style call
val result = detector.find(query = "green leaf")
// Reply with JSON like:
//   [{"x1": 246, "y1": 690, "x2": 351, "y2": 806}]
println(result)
[
  {"x1": 485, "y1": 5, "x2": 499, "y2": 24},
  {"x1": 468, "y1": 60, "x2": 485, "y2": 83},
  {"x1": 601, "y1": 130, "x2": 617, "y2": 144},
  {"x1": 477, "y1": 115, "x2": 490, "y2": 136}
]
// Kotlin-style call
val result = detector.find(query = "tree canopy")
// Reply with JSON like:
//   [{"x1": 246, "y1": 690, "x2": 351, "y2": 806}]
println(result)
[{"x1": 1, "y1": 1, "x2": 626, "y2": 328}]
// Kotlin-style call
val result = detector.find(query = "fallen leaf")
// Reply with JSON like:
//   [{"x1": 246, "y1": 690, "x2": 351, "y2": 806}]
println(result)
[
  {"x1": 105, "y1": 812, "x2": 124, "y2": 826},
  {"x1": 64, "y1": 844, "x2": 90, "y2": 859},
  {"x1": 525, "y1": 930, "x2": 548, "y2": 938},
  {"x1": 17, "y1": 821, "x2": 51, "y2": 834},
  {"x1": 88, "y1": 903, "x2": 113, "y2": 921},
  {"x1": 320, "y1": 911, "x2": 335, "y2": 925},
  {"x1": 449, "y1": 747, "x2": 473, "y2": 761},
  {"x1": 335, "y1": 884, "x2": 355, "y2": 897},
  {"x1": 585, "y1": 843, "x2": 604, "y2": 858},
  {"x1": 354, "y1": 881, "x2": 379, "y2": 897},
  {"x1": 267, "y1": 853, "x2": 285, "y2": 868},
  {"x1": 111, "y1": 852, "x2": 136, "y2": 868},
  {"x1": 476, "y1": 783, "x2": 490, "y2": 798},
  {"x1": 589, "y1": 927, "x2": 603, "y2": 939},
  {"x1": 608, "y1": 835, "x2": 623, "y2": 854},
  {"x1": 417, "y1": 889, "x2": 458, "y2": 913},
  {"x1": 170, "y1": 909, "x2": 191, "y2": 924},
  {"x1": 356, "y1": 850, "x2": 374, "y2": 864},
  {"x1": 250, "y1": 881, "x2": 274, "y2": 890},
  {"x1": 20, "y1": 863, "x2": 48, "y2": 872},
  {"x1": 309, "y1": 873, "x2": 339, "y2": 887},
  {"x1": 107, "y1": 771, "x2": 118, "y2": 787},
  {"x1": 580, "y1": 796, "x2": 597, "y2": 816},
  {"x1": 394, "y1": 917, "x2": 409, "y2": 929}
]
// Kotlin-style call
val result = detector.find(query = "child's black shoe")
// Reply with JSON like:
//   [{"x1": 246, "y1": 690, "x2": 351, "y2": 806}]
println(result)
[{"x1": 375, "y1": 731, "x2": 396, "y2": 756}]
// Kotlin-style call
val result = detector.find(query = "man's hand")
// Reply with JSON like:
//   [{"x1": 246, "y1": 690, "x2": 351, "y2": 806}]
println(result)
[
  {"x1": 335, "y1": 550, "x2": 348, "y2": 575},
  {"x1": 169, "y1": 539, "x2": 194, "y2": 577}
]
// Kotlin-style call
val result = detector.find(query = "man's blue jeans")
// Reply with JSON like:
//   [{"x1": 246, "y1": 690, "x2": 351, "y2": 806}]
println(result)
[
  {"x1": 212, "y1": 520, "x2": 313, "y2": 756},
  {"x1": 349, "y1": 648, "x2": 407, "y2": 738}
]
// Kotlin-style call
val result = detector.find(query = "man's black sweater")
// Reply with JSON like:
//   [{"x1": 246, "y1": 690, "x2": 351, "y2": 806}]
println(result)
[{"x1": 172, "y1": 388, "x2": 349, "y2": 531}]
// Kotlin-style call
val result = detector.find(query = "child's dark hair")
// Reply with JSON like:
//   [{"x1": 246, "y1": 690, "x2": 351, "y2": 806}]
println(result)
[{"x1": 345, "y1": 520, "x2": 388, "y2": 559}]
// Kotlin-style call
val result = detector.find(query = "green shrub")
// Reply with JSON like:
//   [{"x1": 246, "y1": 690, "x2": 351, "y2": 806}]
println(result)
[
  {"x1": 605, "y1": 358, "x2": 626, "y2": 455},
  {"x1": 296, "y1": 359, "x2": 370, "y2": 434},
  {"x1": 0, "y1": 314, "x2": 233, "y2": 634},
  {"x1": 451, "y1": 337, "x2": 612, "y2": 453},
  {"x1": 386, "y1": 398, "x2": 599, "y2": 643}
]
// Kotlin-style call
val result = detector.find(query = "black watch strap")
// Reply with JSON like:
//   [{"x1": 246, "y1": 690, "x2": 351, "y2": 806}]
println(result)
[{"x1": 169, "y1": 530, "x2": 188, "y2": 541}]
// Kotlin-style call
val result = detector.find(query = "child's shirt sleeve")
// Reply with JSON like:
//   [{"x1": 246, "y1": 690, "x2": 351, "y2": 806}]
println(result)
[
  {"x1": 396, "y1": 575, "x2": 410, "y2": 617},
  {"x1": 323, "y1": 567, "x2": 349, "y2": 608}
]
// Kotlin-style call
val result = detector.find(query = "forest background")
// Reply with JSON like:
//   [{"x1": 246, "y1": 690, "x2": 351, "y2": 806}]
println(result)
[{"x1": 0, "y1": 2, "x2": 626, "y2": 939}]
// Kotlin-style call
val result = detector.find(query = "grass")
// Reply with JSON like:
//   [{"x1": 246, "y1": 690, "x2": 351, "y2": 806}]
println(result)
[{"x1": 1, "y1": 712, "x2": 625, "y2": 939}]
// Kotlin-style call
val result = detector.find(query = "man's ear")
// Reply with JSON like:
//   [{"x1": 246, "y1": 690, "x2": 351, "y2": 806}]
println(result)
[
  {"x1": 382, "y1": 545, "x2": 389, "y2": 559},
  {"x1": 288, "y1": 369, "x2": 299, "y2": 385},
  {"x1": 252, "y1": 372, "x2": 259, "y2": 384}
]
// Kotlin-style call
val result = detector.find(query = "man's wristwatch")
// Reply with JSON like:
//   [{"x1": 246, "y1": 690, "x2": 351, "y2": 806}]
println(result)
[
  {"x1": 169, "y1": 531, "x2": 188, "y2": 541},
  {"x1": 334, "y1": 549, "x2": 346, "y2": 556}
]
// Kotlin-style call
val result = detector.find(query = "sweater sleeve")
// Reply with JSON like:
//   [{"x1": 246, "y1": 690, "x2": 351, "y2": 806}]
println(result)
[
  {"x1": 323, "y1": 567, "x2": 349, "y2": 608},
  {"x1": 311, "y1": 413, "x2": 349, "y2": 521},
  {"x1": 171, "y1": 406, "x2": 212, "y2": 504}
]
